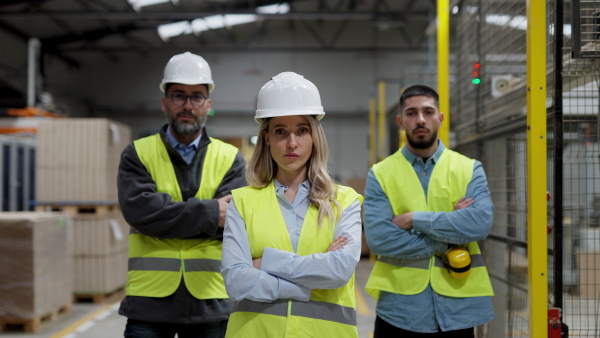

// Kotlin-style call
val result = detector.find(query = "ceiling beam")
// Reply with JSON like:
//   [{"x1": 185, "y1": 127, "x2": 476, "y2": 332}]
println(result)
[
  {"x1": 0, "y1": 19, "x2": 80, "y2": 68},
  {"x1": 0, "y1": 11, "x2": 427, "y2": 21},
  {"x1": 59, "y1": 46, "x2": 431, "y2": 53}
]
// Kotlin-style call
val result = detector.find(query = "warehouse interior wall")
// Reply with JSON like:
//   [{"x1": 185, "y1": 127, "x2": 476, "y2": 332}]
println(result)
[{"x1": 0, "y1": 21, "x2": 439, "y2": 185}]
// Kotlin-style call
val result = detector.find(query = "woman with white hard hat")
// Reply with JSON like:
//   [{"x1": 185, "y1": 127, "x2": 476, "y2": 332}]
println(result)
[{"x1": 221, "y1": 72, "x2": 363, "y2": 337}]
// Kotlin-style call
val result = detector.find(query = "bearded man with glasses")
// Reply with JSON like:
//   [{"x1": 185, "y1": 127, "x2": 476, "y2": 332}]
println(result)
[{"x1": 117, "y1": 52, "x2": 247, "y2": 338}]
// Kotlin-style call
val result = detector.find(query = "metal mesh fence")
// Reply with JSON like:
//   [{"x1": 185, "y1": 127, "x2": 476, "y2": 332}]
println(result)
[
  {"x1": 452, "y1": 0, "x2": 600, "y2": 336},
  {"x1": 453, "y1": 2, "x2": 530, "y2": 334},
  {"x1": 561, "y1": 37, "x2": 600, "y2": 337}
]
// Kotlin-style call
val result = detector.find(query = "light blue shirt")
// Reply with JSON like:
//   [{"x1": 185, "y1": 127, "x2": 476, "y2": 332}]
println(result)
[
  {"x1": 221, "y1": 179, "x2": 362, "y2": 303},
  {"x1": 364, "y1": 141, "x2": 495, "y2": 333},
  {"x1": 166, "y1": 126, "x2": 202, "y2": 165}
]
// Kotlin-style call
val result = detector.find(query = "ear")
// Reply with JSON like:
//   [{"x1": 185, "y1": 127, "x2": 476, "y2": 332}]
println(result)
[
  {"x1": 438, "y1": 112, "x2": 445, "y2": 125},
  {"x1": 161, "y1": 97, "x2": 167, "y2": 113},
  {"x1": 396, "y1": 114, "x2": 404, "y2": 129},
  {"x1": 262, "y1": 130, "x2": 270, "y2": 146}
]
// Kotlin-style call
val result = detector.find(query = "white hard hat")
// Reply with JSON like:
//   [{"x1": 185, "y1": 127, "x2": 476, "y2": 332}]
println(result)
[
  {"x1": 159, "y1": 52, "x2": 215, "y2": 93},
  {"x1": 254, "y1": 72, "x2": 325, "y2": 123}
]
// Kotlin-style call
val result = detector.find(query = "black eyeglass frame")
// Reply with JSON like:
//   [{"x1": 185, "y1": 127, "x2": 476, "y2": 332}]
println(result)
[{"x1": 166, "y1": 93, "x2": 208, "y2": 107}]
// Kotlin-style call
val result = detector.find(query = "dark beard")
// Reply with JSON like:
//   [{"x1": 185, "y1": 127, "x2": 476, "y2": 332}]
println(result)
[
  {"x1": 406, "y1": 128, "x2": 438, "y2": 149},
  {"x1": 167, "y1": 111, "x2": 207, "y2": 136}
]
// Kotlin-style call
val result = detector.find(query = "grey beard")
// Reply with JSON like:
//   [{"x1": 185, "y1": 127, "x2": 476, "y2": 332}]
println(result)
[{"x1": 167, "y1": 113, "x2": 207, "y2": 136}]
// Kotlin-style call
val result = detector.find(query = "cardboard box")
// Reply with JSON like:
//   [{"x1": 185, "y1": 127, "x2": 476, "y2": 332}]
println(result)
[
  {"x1": 577, "y1": 251, "x2": 600, "y2": 299},
  {"x1": 74, "y1": 250, "x2": 128, "y2": 294},
  {"x1": 35, "y1": 118, "x2": 131, "y2": 203},
  {"x1": 0, "y1": 212, "x2": 73, "y2": 319},
  {"x1": 72, "y1": 213, "x2": 129, "y2": 256}
]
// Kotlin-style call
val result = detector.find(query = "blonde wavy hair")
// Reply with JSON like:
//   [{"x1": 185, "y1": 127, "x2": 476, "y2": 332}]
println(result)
[{"x1": 246, "y1": 115, "x2": 341, "y2": 227}]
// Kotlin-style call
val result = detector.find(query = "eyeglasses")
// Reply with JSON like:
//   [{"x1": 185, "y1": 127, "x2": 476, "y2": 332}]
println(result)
[{"x1": 166, "y1": 93, "x2": 208, "y2": 107}]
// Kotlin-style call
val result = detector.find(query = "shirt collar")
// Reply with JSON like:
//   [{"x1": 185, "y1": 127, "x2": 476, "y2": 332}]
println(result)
[
  {"x1": 166, "y1": 125, "x2": 202, "y2": 150},
  {"x1": 402, "y1": 139, "x2": 446, "y2": 164},
  {"x1": 274, "y1": 178, "x2": 310, "y2": 193}
]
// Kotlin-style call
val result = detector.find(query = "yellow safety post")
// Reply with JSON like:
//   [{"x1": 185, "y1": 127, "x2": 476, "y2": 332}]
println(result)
[
  {"x1": 399, "y1": 129, "x2": 406, "y2": 149},
  {"x1": 378, "y1": 81, "x2": 386, "y2": 161},
  {"x1": 369, "y1": 98, "x2": 376, "y2": 167},
  {"x1": 526, "y1": 0, "x2": 548, "y2": 336},
  {"x1": 437, "y1": 0, "x2": 450, "y2": 147}
]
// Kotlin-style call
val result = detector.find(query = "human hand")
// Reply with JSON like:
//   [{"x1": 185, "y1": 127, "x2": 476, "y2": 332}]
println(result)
[
  {"x1": 454, "y1": 197, "x2": 474, "y2": 211},
  {"x1": 327, "y1": 236, "x2": 349, "y2": 252},
  {"x1": 392, "y1": 212, "x2": 414, "y2": 230},
  {"x1": 253, "y1": 257, "x2": 262, "y2": 269},
  {"x1": 218, "y1": 194, "x2": 233, "y2": 227}
]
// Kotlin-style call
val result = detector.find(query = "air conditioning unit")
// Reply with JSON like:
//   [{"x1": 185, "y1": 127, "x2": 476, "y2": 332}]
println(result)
[{"x1": 491, "y1": 75, "x2": 517, "y2": 98}]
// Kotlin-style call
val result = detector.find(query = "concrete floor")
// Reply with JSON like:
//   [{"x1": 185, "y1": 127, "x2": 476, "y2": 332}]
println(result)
[{"x1": 0, "y1": 258, "x2": 377, "y2": 338}]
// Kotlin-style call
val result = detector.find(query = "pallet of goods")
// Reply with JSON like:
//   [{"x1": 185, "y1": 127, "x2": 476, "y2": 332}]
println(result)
[
  {"x1": 0, "y1": 212, "x2": 73, "y2": 333},
  {"x1": 32, "y1": 204, "x2": 130, "y2": 303},
  {"x1": 35, "y1": 118, "x2": 131, "y2": 203},
  {"x1": 33, "y1": 117, "x2": 133, "y2": 303},
  {"x1": 71, "y1": 212, "x2": 129, "y2": 301}
]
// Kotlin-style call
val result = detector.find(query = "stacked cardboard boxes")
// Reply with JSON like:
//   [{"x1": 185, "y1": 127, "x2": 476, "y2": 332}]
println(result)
[
  {"x1": 35, "y1": 118, "x2": 131, "y2": 203},
  {"x1": 35, "y1": 118, "x2": 132, "y2": 297},
  {"x1": 72, "y1": 213, "x2": 129, "y2": 294},
  {"x1": 0, "y1": 212, "x2": 73, "y2": 322}
]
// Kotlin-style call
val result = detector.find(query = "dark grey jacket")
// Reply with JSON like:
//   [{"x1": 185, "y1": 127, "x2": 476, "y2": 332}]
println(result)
[{"x1": 118, "y1": 124, "x2": 247, "y2": 324}]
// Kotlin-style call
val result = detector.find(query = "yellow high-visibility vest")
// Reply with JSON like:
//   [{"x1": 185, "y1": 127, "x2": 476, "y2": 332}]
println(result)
[
  {"x1": 226, "y1": 181, "x2": 362, "y2": 338},
  {"x1": 127, "y1": 134, "x2": 237, "y2": 299},
  {"x1": 365, "y1": 148, "x2": 494, "y2": 300}
]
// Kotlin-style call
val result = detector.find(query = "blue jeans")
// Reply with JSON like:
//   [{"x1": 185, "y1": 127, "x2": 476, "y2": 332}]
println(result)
[{"x1": 124, "y1": 318, "x2": 228, "y2": 338}]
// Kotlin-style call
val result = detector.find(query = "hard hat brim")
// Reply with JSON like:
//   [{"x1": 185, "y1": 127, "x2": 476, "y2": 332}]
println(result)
[
  {"x1": 254, "y1": 110, "x2": 325, "y2": 124},
  {"x1": 160, "y1": 82, "x2": 215, "y2": 93}
]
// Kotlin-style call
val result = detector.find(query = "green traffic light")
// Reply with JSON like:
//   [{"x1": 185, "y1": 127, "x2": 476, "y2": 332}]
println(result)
[{"x1": 472, "y1": 78, "x2": 481, "y2": 85}]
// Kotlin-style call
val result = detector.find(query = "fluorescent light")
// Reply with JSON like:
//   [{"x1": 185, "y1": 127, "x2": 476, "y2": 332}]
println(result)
[
  {"x1": 157, "y1": 2, "x2": 289, "y2": 39},
  {"x1": 191, "y1": 19, "x2": 209, "y2": 33},
  {"x1": 256, "y1": 3, "x2": 290, "y2": 14},
  {"x1": 128, "y1": 0, "x2": 170, "y2": 11},
  {"x1": 225, "y1": 14, "x2": 258, "y2": 27},
  {"x1": 158, "y1": 21, "x2": 192, "y2": 41}
]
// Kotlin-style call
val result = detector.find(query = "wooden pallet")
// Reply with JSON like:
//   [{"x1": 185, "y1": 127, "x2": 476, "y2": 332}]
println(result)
[
  {"x1": 74, "y1": 286, "x2": 126, "y2": 304},
  {"x1": 35, "y1": 204, "x2": 120, "y2": 216},
  {"x1": 0, "y1": 303, "x2": 71, "y2": 333}
]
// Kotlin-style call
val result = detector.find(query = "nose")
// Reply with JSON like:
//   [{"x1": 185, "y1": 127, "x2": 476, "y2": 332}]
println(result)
[
  {"x1": 416, "y1": 112, "x2": 426, "y2": 125},
  {"x1": 287, "y1": 134, "x2": 298, "y2": 149},
  {"x1": 182, "y1": 96, "x2": 195, "y2": 109}
]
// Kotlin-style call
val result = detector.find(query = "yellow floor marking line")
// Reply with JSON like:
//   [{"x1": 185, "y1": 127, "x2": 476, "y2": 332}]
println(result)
[
  {"x1": 355, "y1": 287, "x2": 374, "y2": 315},
  {"x1": 49, "y1": 300, "x2": 121, "y2": 338}
]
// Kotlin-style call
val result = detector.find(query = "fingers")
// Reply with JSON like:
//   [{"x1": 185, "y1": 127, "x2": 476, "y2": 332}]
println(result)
[
  {"x1": 219, "y1": 194, "x2": 232, "y2": 203},
  {"x1": 218, "y1": 195, "x2": 232, "y2": 228},
  {"x1": 327, "y1": 236, "x2": 349, "y2": 252},
  {"x1": 454, "y1": 197, "x2": 474, "y2": 211}
]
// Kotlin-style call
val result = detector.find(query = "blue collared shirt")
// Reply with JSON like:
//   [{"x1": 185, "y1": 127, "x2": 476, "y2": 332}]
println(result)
[
  {"x1": 364, "y1": 141, "x2": 495, "y2": 333},
  {"x1": 221, "y1": 179, "x2": 362, "y2": 303},
  {"x1": 166, "y1": 126, "x2": 202, "y2": 164}
]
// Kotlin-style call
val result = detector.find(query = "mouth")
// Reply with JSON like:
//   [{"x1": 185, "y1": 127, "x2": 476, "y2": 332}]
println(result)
[
  {"x1": 177, "y1": 112, "x2": 196, "y2": 122},
  {"x1": 284, "y1": 153, "x2": 300, "y2": 159},
  {"x1": 413, "y1": 128, "x2": 429, "y2": 136}
]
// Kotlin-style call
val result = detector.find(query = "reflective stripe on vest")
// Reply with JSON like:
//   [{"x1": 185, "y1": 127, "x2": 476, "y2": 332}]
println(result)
[
  {"x1": 365, "y1": 148, "x2": 494, "y2": 299},
  {"x1": 128, "y1": 135, "x2": 238, "y2": 299},
  {"x1": 233, "y1": 299, "x2": 357, "y2": 326},
  {"x1": 226, "y1": 182, "x2": 361, "y2": 338}
]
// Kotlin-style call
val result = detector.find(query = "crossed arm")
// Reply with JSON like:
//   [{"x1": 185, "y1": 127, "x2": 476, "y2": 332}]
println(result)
[
  {"x1": 221, "y1": 199, "x2": 362, "y2": 302},
  {"x1": 363, "y1": 163, "x2": 495, "y2": 259}
]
